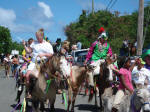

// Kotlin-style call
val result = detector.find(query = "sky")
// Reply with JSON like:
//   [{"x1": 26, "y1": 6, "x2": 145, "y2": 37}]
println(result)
[{"x1": 0, "y1": 0, "x2": 149, "y2": 43}]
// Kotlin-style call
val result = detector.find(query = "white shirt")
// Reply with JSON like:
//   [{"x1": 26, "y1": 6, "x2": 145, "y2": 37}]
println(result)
[
  {"x1": 132, "y1": 66, "x2": 150, "y2": 85},
  {"x1": 30, "y1": 40, "x2": 54, "y2": 62}
]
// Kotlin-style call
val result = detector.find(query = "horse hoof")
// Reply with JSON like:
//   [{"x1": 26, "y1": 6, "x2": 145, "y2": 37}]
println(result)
[
  {"x1": 100, "y1": 107, "x2": 104, "y2": 111},
  {"x1": 71, "y1": 109, "x2": 74, "y2": 112},
  {"x1": 50, "y1": 107, "x2": 55, "y2": 112}
]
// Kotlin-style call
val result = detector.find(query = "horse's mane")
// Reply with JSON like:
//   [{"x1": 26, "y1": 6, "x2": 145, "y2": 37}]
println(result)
[
  {"x1": 100, "y1": 62, "x2": 109, "y2": 80},
  {"x1": 40, "y1": 53, "x2": 61, "y2": 74}
]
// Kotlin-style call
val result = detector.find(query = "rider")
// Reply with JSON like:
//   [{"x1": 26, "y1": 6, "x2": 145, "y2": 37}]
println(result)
[
  {"x1": 20, "y1": 38, "x2": 33, "y2": 81},
  {"x1": 23, "y1": 28, "x2": 54, "y2": 83},
  {"x1": 84, "y1": 27, "x2": 112, "y2": 89}
]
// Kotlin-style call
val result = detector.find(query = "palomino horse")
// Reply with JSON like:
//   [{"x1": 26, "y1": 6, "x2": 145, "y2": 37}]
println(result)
[
  {"x1": 28, "y1": 54, "x2": 67, "y2": 112},
  {"x1": 59, "y1": 56, "x2": 94, "y2": 112},
  {"x1": 102, "y1": 87, "x2": 150, "y2": 112}
]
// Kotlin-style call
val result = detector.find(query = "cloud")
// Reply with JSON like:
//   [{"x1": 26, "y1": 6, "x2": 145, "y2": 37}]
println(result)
[
  {"x1": 0, "y1": 8, "x2": 16, "y2": 25},
  {"x1": 78, "y1": 0, "x2": 106, "y2": 11},
  {"x1": 38, "y1": 2, "x2": 53, "y2": 18},
  {"x1": 0, "y1": 2, "x2": 54, "y2": 34}
]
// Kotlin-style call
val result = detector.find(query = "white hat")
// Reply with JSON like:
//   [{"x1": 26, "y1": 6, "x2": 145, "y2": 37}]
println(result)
[{"x1": 98, "y1": 32, "x2": 107, "y2": 40}]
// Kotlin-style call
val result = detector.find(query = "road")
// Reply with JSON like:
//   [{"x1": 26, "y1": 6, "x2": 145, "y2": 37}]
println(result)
[{"x1": 0, "y1": 68, "x2": 99, "y2": 112}]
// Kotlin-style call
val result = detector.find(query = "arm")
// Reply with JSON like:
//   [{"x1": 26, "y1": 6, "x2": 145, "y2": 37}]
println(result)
[
  {"x1": 85, "y1": 41, "x2": 97, "y2": 62},
  {"x1": 24, "y1": 45, "x2": 32, "y2": 53},
  {"x1": 38, "y1": 53, "x2": 53, "y2": 58},
  {"x1": 22, "y1": 40, "x2": 32, "y2": 53},
  {"x1": 38, "y1": 43, "x2": 54, "y2": 58},
  {"x1": 130, "y1": 59, "x2": 138, "y2": 72},
  {"x1": 108, "y1": 46, "x2": 112, "y2": 57}
]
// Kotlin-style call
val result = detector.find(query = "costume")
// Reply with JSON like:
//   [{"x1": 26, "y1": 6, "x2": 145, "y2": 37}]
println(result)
[
  {"x1": 85, "y1": 27, "x2": 112, "y2": 63},
  {"x1": 85, "y1": 27, "x2": 112, "y2": 87}
]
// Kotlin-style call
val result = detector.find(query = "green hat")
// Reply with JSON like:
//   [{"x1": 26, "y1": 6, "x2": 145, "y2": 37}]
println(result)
[
  {"x1": 139, "y1": 58, "x2": 146, "y2": 65},
  {"x1": 141, "y1": 49, "x2": 150, "y2": 60}
]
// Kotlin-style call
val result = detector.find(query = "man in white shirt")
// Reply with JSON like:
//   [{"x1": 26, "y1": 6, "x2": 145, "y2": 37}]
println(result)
[
  {"x1": 23, "y1": 28, "x2": 54, "y2": 82},
  {"x1": 132, "y1": 58, "x2": 150, "y2": 89}
]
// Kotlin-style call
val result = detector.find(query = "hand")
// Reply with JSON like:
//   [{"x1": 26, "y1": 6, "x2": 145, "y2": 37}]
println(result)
[
  {"x1": 110, "y1": 64, "x2": 115, "y2": 70},
  {"x1": 22, "y1": 40, "x2": 26, "y2": 46},
  {"x1": 129, "y1": 89, "x2": 134, "y2": 95},
  {"x1": 84, "y1": 60, "x2": 87, "y2": 65},
  {"x1": 107, "y1": 54, "x2": 110, "y2": 57},
  {"x1": 38, "y1": 54, "x2": 43, "y2": 58}
]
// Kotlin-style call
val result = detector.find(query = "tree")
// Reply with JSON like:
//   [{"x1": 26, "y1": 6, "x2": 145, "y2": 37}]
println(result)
[
  {"x1": 65, "y1": 7, "x2": 150, "y2": 54},
  {"x1": 11, "y1": 42, "x2": 24, "y2": 55},
  {"x1": 0, "y1": 26, "x2": 12, "y2": 54}
]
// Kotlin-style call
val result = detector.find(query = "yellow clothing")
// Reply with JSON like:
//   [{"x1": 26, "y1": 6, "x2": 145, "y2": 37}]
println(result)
[{"x1": 22, "y1": 49, "x2": 26, "y2": 57}]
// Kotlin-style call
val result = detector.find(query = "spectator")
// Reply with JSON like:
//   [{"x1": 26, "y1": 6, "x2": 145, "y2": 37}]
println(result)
[{"x1": 53, "y1": 38, "x2": 61, "y2": 53}]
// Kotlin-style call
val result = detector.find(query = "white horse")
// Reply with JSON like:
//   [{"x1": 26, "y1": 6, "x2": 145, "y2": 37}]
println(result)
[{"x1": 102, "y1": 87, "x2": 150, "y2": 112}]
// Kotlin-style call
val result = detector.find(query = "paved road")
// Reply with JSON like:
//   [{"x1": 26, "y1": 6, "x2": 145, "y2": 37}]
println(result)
[{"x1": 0, "y1": 68, "x2": 99, "y2": 112}]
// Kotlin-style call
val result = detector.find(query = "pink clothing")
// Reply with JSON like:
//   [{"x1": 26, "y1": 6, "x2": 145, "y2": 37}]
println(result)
[
  {"x1": 118, "y1": 68, "x2": 133, "y2": 91},
  {"x1": 86, "y1": 41, "x2": 112, "y2": 61}
]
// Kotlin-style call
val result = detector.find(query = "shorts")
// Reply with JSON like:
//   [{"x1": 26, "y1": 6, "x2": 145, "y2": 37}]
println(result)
[{"x1": 27, "y1": 62, "x2": 35, "y2": 71}]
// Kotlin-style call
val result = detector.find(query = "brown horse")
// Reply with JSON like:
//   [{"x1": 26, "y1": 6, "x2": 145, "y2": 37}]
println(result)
[
  {"x1": 66, "y1": 65, "x2": 94, "y2": 112},
  {"x1": 87, "y1": 56, "x2": 116, "y2": 110},
  {"x1": 29, "y1": 54, "x2": 66, "y2": 112},
  {"x1": 59, "y1": 56, "x2": 94, "y2": 112}
]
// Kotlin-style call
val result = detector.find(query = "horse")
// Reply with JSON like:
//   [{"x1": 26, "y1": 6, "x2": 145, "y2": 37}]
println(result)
[
  {"x1": 59, "y1": 56, "x2": 95, "y2": 112},
  {"x1": 87, "y1": 56, "x2": 115, "y2": 110},
  {"x1": 28, "y1": 53, "x2": 67, "y2": 112},
  {"x1": 102, "y1": 87, "x2": 150, "y2": 112}
]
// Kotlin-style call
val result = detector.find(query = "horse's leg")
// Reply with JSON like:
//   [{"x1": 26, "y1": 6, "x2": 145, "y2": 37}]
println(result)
[
  {"x1": 32, "y1": 99, "x2": 40, "y2": 112},
  {"x1": 50, "y1": 98, "x2": 55, "y2": 112},
  {"x1": 49, "y1": 91, "x2": 56, "y2": 112},
  {"x1": 99, "y1": 85, "x2": 104, "y2": 111},
  {"x1": 39, "y1": 101, "x2": 44, "y2": 112},
  {"x1": 71, "y1": 88, "x2": 79, "y2": 112},
  {"x1": 67, "y1": 87, "x2": 72, "y2": 112},
  {"x1": 16, "y1": 86, "x2": 23, "y2": 104},
  {"x1": 94, "y1": 77, "x2": 98, "y2": 107}
]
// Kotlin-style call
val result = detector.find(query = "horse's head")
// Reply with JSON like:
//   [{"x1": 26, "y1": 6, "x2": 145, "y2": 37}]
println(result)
[
  {"x1": 42, "y1": 53, "x2": 65, "y2": 75},
  {"x1": 134, "y1": 88, "x2": 150, "y2": 112},
  {"x1": 59, "y1": 55, "x2": 71, "y2": 77},
  {"x1": 100, "y1": 56, "x2": 113, "y2": 81}
]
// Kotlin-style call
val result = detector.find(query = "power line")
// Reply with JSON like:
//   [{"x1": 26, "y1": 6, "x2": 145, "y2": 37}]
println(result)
[
  {"x1": 106, "y1": 0, "x2": 113, "y2": 10},
  {"x1": 109, "y1": 0, "x2": 118, "y2": 10}
]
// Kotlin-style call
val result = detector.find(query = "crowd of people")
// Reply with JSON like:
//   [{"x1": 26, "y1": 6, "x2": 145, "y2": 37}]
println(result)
[{"x1": 0, "y1": 27, "x2": 150, "y2": 112}]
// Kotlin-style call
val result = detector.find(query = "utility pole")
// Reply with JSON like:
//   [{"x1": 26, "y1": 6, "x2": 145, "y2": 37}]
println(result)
[
  {"x1": 137, "y1": 0, "x2": 144, "y2": 55},
  {"x1": 92, "y1": 0, "x2": 94, "y2": 14}
]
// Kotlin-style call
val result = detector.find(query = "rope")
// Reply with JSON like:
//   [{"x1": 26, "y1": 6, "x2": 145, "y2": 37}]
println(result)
[
  {"x1": 20, "y1": 98, "x2": 25, "y2": 112},
  {"x1": 62, "y1": 90, "x2": 68, "y2": 109},
  {"x1": 11, "y1": 102, "x2": 21, "y2": 112},
  {"x1": 23, "y1": 98, "x2": 26, "y2": 112},
  {"x1": 45, "y1": 79, "x2": 52, "y2": 93}
]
